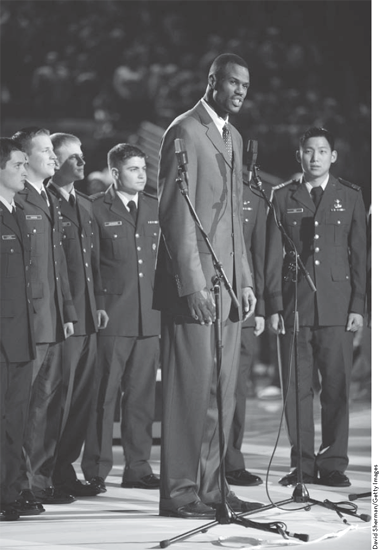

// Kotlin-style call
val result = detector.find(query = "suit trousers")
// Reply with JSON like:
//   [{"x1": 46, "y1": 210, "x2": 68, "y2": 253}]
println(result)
[
  {"x1": 52, "y1": 334, "x2": 97, "y2": 486},
  {"x1": 23, "y1": 342, "x2": 64, "y2": 491},
  {"x1": 225, "y1": 325, "x2": 256, "y2": 472},
  {"x1": 82, "y1": 335, "x2": 160, "y2": 482},
  {"x1": 159, "y1": 313, "x2": 241, "y2": 511},
  {"x1": 0, "y1": 361, "x2": 33, "y2": 504},
  {"x1": 280, "y1": 325, "x2": 354, "y2": 477}
]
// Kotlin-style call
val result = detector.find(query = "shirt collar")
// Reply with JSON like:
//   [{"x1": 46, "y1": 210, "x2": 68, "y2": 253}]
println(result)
[
  {"x1": 116, "y1": 190, "x2": 139, "y2": 210},
  {"x1": 304, "y1": 174, "x2": 329, "y2": 194},
  {"x1": 201, "y1": 98, "x2": 229, "y2": 136},
  {"x1": 0, "y1": 195, "x2": 15, "y2": 213},
  {"x1": 49, "y1": 181, "x2": 76, "y2": 202},
  {"x1": 27, "y1": 179, "x2": 45, "y2": 194}
]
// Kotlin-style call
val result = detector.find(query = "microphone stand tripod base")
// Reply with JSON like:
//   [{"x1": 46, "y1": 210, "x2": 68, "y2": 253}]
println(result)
[{"x1": 293, "y1": 482, "x2": 310, "y2": 503}]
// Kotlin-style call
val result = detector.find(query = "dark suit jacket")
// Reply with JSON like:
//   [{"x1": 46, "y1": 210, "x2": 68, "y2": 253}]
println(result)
[
  {"x1": 265, "y1": 175, "x2": 367, "y2": 326},
  {"x1": 0, "y1": 202, "x2": 35, "y2": 363},
  {"x1": 153, "y1": 100, "x2": 252, "y2": 321},
  {"x1": 91, "y1": 186, "x2": 160, "y2": 337},
  {"x1": 47, "y1": 185, "x2": 105, "y2": 336},
  {"x1": 241, "y1": 181, "x2": 267, "y2": 326},
  {"x1": 16, "y1": 182, "x2": 77, "y2": 343}
]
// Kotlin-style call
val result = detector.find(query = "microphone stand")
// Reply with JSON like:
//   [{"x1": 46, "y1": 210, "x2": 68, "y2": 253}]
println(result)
[
  {"x1": 159, "y1": 164, "x2": 308, "y2": 548},
  {"x1": 242, "y1": 163, "x2": 371, "y2": 526}
]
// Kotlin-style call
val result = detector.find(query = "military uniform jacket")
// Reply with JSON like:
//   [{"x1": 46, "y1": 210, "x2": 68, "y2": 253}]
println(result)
[
  {"x1": 16, "y1": 182, "x2": 77, "y2": 343},
  {"x1": 91, "y1": 186, "x2": 160, "y2": 337},
  {"x1": 265, "y1": 175, "x2": 367, "y2": 326},
  {"x1": 48, "y1": 185, "x2": 105, "y2": 336},
  {"x1": 153, "y1": 100, "x2": 253, "y2": 321},
  {"x1": 0, "y1": 203, "x2": 36, "y2": 363}
]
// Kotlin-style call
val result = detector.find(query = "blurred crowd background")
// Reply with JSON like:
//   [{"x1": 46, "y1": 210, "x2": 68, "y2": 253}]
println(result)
[{"x1": 0, "y1": 0, "x2": 371, "y2": 207}]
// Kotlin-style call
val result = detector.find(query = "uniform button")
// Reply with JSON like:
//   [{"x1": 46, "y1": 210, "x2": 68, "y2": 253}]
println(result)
[
  {"x1": 136, "y1": 233, "x2": 140, "y2": 238},
  {"x1": 87, "y1": 277, "x2": 91, "y2": 282},
  {"x1": 245, "y1": 218, "x2": 249, "y2": 222},
  {"x1": 137, "y1": 246, "x2": 141, "y2": 251},
  {"x1": 114, "y1": 234, "x2": 117, "y2": 238},
  {"x1": 25, "y1": 266, "x2": 28, "y2": 271},
  {"x1": 83, "y1": 248, "x2": 86, "y2": 253},
  {"x1": 152, "y1": 244, "x2": 156, "y2": 250},
  {"x1": 54, "y1": 244, "x2": 56, "y2": 248},
  {"x1": 139, "y1": 272, "x2": 144, "y2": 277},
  {"x1": 315, "y1": 247, "x2": 320, "y2": 253},
  {"x1": 138, "y1": 259, "x2": 143, "y2": 264},
  {"x1": 81, "y1": 233, "x2": 84, "y2": 238},
  {"x1": 10, "y1": 249, "x2": 14, "y2": 253},
  {"x1": 85, "y1": 262, "x2": 89, "y2": 267},
  {"x1": 33, "y1": 228, "x2": 37, "y2": 233},
  {"x1": 315, "y1": 221, "x2": 319, "y2": 226},
  {"x1": 292, "y1": 221, "x2": 297, "y2": 225},
  {"x1": 153, "y1": 232, "x2": 157, "y2": 236},
  {"x1": 346, "y1": 275, "x2": 349, "y2": 279},
  {"x1": 315, "y1": 260, "x2": 320, "y2": 266},
  {"x1": 56, "y1": 276, "x2": 59, "y2": 280},
  {"x1": 337, "y1": 220, "x2": 341, "y2": 225},
  {"x1": 314, "y1": 234, "x2": 319, "y2": 239},
  {"x1": 28, "y1": 299, "x2": 30, "y2": 304},
  {"x1": 53, "y1": 228, "x2": 55, "y2": 232}
]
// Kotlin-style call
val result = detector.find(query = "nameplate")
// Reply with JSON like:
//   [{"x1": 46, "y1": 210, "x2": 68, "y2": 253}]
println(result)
[
  {"x1": 2, "y1": 234, "x2": 16, "y2": 240},
  {"x1": 147, "y1": 220, "x2": 159, "y2": 224},
  {"x1": 104, "y1": 221, "x2": 122, "y2": 226},
  {"x1": 287, "y1": 208, "x2": 303, "y2": 213},
  {"x1": 62, "y1": 221, "x2": 71, "y2": 227},
  {"x1": 26, "y1": 214, "x2": 42, "y2": 220},
  {"x1": 243, "y1": 207, "x2": 253, "y2": 211}
]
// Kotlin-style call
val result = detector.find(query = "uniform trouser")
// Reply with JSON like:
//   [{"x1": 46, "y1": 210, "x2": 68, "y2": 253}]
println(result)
[
  {"x1": 225, "y1": 326, "x2": 256, "y2": 472},
  {"x1": 0, "y1": 361, "x2": 33, "y2": 505},
  {"x1": 82, "y1": 335, "x2": 160, "y2": 482},
  {"x1": 159, "y1": 313, "x2": 241, "y2": 511},
  {"x1": 280, "y1": 326, "x2": 354, "y2": 477},
  {"x1": 23, "y1": 342, "x2": 64, "y2": 491},
  {"x1": 52, "y1": 334, "x2": 97, "y2": 486}
]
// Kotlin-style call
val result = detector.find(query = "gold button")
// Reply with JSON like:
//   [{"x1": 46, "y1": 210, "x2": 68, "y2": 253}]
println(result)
[
  {"x1": 315, "y1": 247, "x2": 320, "y2": 253},
  {"x1": 314, "y1": 234, "x2": 319, "y2": 239},
  {"x1": 315, "y1": 221, "x2": 319, "y2": 226},
  {"x1": 315, "y1": 260, "x2": 320, "y2": 266}
]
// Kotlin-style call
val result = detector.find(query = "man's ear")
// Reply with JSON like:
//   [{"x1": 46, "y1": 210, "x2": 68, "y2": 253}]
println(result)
[
  {"x1": 331, "y1": 150, "x2": 338, "y2": 164},
  {"x1": 111, "y1": 167, "x2": 119, "y2": 186},
  {"x1": 296, "y1": 150, "x2": 301, "y2": 164},
  {"x1": 208, "y1": 74, "x2": 216, "y2": 89}
]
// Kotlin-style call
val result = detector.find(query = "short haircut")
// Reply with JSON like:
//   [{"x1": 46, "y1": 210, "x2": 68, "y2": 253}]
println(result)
[
  {"x1": 208, "y1": 53, "x2": 249, "y2": 79},
  {"x1": 299, "y1": 127, "x2": 335, "y2": 151},
  {"x1": 50, "y1": 132, "x2": 81, "y2": 151},
  {"x1": 11, "y1": 127, "x2": 50, "y2": 154},
  {"x1": 107, "y1": 143, "x2": 146, "y2": 171},
  {"x1": 0, "y1": 137, "x2": 25, "y2": 170}
]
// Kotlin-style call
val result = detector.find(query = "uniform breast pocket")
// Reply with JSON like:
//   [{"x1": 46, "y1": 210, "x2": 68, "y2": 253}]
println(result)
[
  {"x1": 25, "y1": 218, "x2": 45, "y2": 256},
  {"x1": 100, "y1": 233, "x2": 127, "y2": 260},
  {"x1": 326, "y1": 211, "x2": 350, "y2": 245},
  {"x1": 62, "y1": 223, "x2": 76, "y2": 240},
  {"x1": 1, "y1": 242, "x2": 23, "y2": 277}
]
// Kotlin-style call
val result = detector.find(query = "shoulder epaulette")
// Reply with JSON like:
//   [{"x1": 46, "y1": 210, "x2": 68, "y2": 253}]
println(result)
[
  {"x1": 272, "y1": 179, "x2": 297, "y2": 191},
  {"x1": 338, "y1": 177, "x2": 361, "y2": 192},
  {"x1": 143, "y1": 190, "x2": 158, "y2": 200},
  {"x1": 89, "y1": 183, "x2": 114, "y2": 201}
]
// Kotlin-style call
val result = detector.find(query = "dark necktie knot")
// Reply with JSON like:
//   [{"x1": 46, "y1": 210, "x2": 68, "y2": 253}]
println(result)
[
  {"x1": 311, "y1": 186, "x2": 323, "y2": 209},
  {"x1": 128, "y1": 200, "x2": 137, "y2": 222},
  {"x1": 222, "y1": 123, "x2": 233, "y2": 162},
  {"x1": 69, "y1": 193, "x2": 76, "y2": 208}
]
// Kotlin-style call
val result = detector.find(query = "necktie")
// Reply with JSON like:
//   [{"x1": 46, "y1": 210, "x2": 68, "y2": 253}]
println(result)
[
  {"x1": 11, "y1": 206, "x2": 17, "y2": 219},
  {"x1": 69, "y1": 193, "x2": 76, "y2": 208},
  {"x1": 41, "y1": 188, "x2": 50, "y2": 207},
  {"x1": 311, "y1": 186, "x2": 323, "y2": 209},
  {"x1": 128, "y1": 200, "x2": 137, "y2": 223},
  {"x1": 222, "y1": 123, "x2": 233, "y2": 162}
]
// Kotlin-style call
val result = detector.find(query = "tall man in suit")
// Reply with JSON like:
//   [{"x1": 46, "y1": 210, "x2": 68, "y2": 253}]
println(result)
[
  {"x1": 47, "y1": 133, "x2": 109, "y2": 497},
  {"x1": 0, "y1": 138, "x2": 43, "y2": 520},
  {"x1": 82, "y1": 143, "x2": 161, "y2": 492},
  {"x1": 265, "y1": 127, "x2": 367, "y2": 487},
  {"x1": 153, "y1": 53, "x2": 263, "y2": 518},
  {"x1": 225, "y1": 181, "x2": 266, "y2": 487},
  {"x1": 12, "y1": 127, "x2": 77, "y2": 504}
]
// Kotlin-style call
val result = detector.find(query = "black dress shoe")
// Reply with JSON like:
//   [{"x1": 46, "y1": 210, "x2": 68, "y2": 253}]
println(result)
[
  {"x1": 88, "y1": 477, "x2": 107, "y2": 493},
  {"x1": 34, "y1": 486, "x2": 76, "y2": 504},
  {"x1": 226, "y1": 469, "x2": 263, "y2": 486},
  {"x1": 318, "y1": 471, "x2": 351, "y2": 487},
  {"x1": 9, "y1": 490, "x2": 45, "y2": 515},
  {"x1": 1, "y1": 507, "x2": 20, "y2": 521},
  {"x1": 278, "y1": 470, "x2": 315, "y2": 486},
  {"x1": 56, "y1": 479, "x2": 101, "y2": 497},
  {"x1": 160, "y1": 500, "x2": 216, "y2": 519},
  {"x1": 121, "y1": 473, "x2": 160, "y2": 489},
  {"x1": 213, "y1": 492, "x2": 264, "y2": 513}
]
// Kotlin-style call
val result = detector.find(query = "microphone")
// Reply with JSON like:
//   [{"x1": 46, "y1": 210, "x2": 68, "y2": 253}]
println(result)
[
  {"x1": 174, "y1": 138, "x2": 188, "y2": 173},
  {"x1": 246, "y1": 139, "x2": 258, "y2": 182}
]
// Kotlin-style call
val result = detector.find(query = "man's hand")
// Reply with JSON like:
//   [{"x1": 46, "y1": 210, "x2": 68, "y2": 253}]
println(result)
[
  {"x1": 64, "y1": 322, "x2": 74, "y2": 339},
  {"x1": 242, "y1": 287, "x2": 256, "y2": 321},
  {"x1": 268, "y1": 313, "x2": 285, "y2": 335},
  {"x1": 254, "y1": 315, "x2": 265, "y2": 336},
  {"x1": 97, "y1": 309, "x2": 109, "y2": 330},
  {"x1": 187, "y1": 288, "x2": 215, "y2": 325},
  {"x1": 346, "y1": 313, "x2": 364, "y2": 332}
]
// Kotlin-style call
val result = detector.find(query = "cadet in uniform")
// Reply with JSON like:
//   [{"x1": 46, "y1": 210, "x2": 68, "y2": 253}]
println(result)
[
  {"x1": 225, "y1": 180, "x2": 266, "y2": 487},
  {"x1": 12, "y1": 127, "x2": 77, "y2": 505},
  {"x1": 265, "y1": 127, "x2": 367, "y2": 487},
  {"x1": 0, "y1": 138, "x2": 40, "y2": 520},
  {"x1": 47, "y1": 133, "x2": 109, "y2": 497},
  {"x1": 82, "y1": 143, "x2": 160, "y2": 492}
]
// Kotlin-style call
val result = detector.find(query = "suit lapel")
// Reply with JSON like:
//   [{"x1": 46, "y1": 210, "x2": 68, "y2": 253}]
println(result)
[
  {"x1": 23, "y1": 181, "x2": 52, "y2": 220},
  {"x1": 48, "y1": 185, "x2": 80, "y2": 227},
  {"x1": 195, "y1": 102, "x2": 233, "y2": 169},
  {"x1": 1, "y1": 207, "x2": 22, "y2": 242},
  {"x1": 291, "y1": 181, "x2": 315, "y2": 213},
  {"x1": 105, "y1": 191, "x2": 135, "y2": 228}
]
